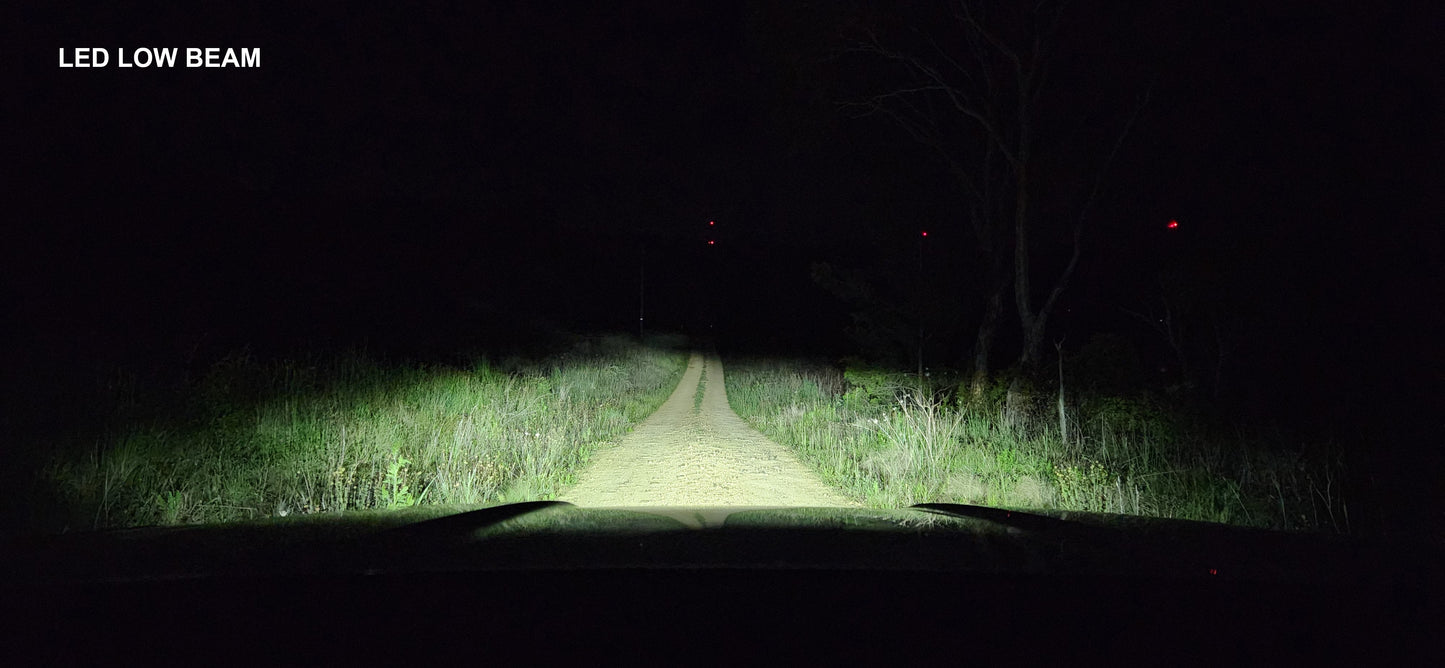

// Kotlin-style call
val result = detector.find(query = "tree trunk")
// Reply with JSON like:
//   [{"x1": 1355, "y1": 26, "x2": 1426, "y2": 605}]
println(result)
[
  {"x1": 1005, "y1": 122, "x2": 1034, "y2": 426},
  {"x1": 1011, "y1": 143, "x2": 1034, "y2": 368},
  {"x1": 1006, "y1": 304, "x2": 1051, "y2": 427},
  {"x1": 968, "y1": 280, "x2": 1005, "y2": 400},
  {"x1": 1003, "y1": 375, "x2": 1026, "y2": 429}
]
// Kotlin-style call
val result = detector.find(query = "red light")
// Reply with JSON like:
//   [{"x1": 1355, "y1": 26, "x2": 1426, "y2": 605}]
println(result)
[
  {"x1": 707, "y1": 240, "x2": 715, "y2": 245},
  {"x1": 921, "y1": 230, "x2": 928, "y2": 237},
  {"x1": 1208, "y1": 568, "x2": 1218, "y2": 575},
  {"x1": 1168, "y1": 220, "x2": 1179, "y2": 229},
  {"x1": 709, "y1": 220, "x2": 715, "y2": 226}
]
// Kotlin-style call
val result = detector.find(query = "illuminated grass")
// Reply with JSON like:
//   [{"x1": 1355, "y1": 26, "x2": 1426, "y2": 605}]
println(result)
[
  {"x1": 38, "y1": 334, "x2": 688, "y2": 530},
  {"x1": 693, "y1": 364, "x2": 707, "y2": 413},
  {"x1": 724, "y1": 357, "x2": 1348, "y2": 531}
]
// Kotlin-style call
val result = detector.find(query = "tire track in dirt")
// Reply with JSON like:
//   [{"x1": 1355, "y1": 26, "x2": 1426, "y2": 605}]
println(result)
[{"x1": 561, "y1": 352, "x2": 855, "y2": 507}]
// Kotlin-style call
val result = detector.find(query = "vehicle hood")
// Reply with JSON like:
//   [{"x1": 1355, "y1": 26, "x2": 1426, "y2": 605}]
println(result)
[{"x1": 0, "y1": 501, "x2": 1420, "y2": 585}]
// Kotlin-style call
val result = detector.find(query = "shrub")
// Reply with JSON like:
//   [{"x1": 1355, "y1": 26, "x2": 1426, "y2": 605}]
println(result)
[
  {"x1": 1084, "y1": 395, "x2": 1178, "y2": 444},
  {"x1": 841, "y1": 362, "x2": 911, "y2": 411},
  {"x1": 1068, "y1": 333, "x2": 1149, "y2": 396}
]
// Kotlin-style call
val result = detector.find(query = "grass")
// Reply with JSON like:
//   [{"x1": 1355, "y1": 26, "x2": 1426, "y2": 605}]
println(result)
[
  {"x1": 723, "y1": 357, "x2": 1350, "y2": 531},
  {"x1": 693, "y1": 364, "x2": 707, "y2": 413},
  {"x1": 29, "y1": 333, "x2": 688, "y2": 531}
]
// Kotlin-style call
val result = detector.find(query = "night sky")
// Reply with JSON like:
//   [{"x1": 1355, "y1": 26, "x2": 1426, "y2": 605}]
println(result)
[{"x1": 5, "y1": 1, "x2": 1439, "y2": 442}]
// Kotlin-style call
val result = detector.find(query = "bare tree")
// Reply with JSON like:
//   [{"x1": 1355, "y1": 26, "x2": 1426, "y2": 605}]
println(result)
[
  {"x1": 1125, "y1": 272, "x2": 1242, "y2": 400},
  {"x1": 841, "y1": 2, "x2": 1151, "y2": 409},
  {"x1": 841, "y1": 5, "x2": 1014, "y2": 399},
  {"x1": 1205, "y1": 308, "x2": 1240, "y2": 400},
  {"x1": 1123, "y1": 272, "x2": 1194, "y2": 389}
]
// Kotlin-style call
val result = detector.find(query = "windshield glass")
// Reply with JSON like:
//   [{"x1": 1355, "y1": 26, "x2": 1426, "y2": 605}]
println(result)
[{"x1": 5, "y1": 2, "x2": 1436, "y2": 540}]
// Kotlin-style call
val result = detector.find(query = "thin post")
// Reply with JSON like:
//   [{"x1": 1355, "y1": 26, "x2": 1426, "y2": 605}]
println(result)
[{"x1": 1055, "y1": 338, "x2": 1067, "y2": 449}]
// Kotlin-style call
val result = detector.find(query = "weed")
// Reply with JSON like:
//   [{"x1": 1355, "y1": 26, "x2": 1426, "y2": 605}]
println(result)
[
  {"x1": 380, "y1": 446, "x2": 415, "y2": 509},
  {"x1": 693, "y1": 365, "x2": 707, "y2": 413}
]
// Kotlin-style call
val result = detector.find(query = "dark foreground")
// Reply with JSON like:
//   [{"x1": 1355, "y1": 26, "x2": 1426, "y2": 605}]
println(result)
[{"x1": 4, "y1": 502, "x2": 1437, "y2": 663}]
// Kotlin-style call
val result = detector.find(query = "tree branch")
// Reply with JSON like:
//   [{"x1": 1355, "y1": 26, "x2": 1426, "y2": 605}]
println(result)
[
  {"x1": 959, "y1": 1, "x2": 1022, "y2": 80},
  {"x1": 855, "y1": 35, "x2": 1020, "y2": 168},
  {"x1": 1037, "y1": 83, "x2": 1152, "y2": 328}
]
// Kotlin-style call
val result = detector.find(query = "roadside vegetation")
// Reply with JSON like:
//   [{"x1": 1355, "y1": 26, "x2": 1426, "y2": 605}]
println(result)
[
  {"x1": 725, "y1": 348, "x2": 1350, "y2": 531},
  {"x1": 26, "y1": 334, "x2": 687, "y2": 531},
  {"x1": 693, "y1": 363, "x2": 708, "y2": 413}
]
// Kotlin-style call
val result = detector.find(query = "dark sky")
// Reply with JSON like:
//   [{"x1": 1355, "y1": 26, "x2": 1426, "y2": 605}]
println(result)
[{"x1": 4, "y1": 1, "x2": 1440, "y2": 426}]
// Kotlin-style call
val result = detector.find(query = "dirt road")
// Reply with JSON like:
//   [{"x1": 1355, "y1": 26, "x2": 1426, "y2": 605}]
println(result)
[{"x1": 561, "y1": 352, "x2": 855, "y2": 507}]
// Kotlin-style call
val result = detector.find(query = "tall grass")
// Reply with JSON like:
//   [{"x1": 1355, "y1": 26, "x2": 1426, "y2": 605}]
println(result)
[
  {"x1": 32, "y1": 334, "x2": 688, "y2": 531},
  {"x1": 724, "y1": 357, "x2": 1349, "y2": 531}
]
